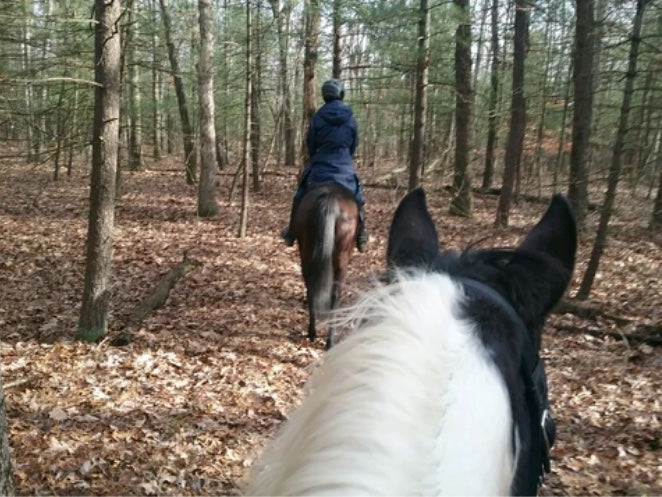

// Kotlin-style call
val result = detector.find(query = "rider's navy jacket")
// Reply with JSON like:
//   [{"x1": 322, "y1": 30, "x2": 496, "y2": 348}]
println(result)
[{"x1": 300, "y1": 99, "x2": 359, "y2": 196}]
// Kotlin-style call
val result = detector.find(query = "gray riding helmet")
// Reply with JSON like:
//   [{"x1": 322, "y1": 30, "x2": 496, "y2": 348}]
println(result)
[{"x1": 322, "y1": 78, "x2": 345, "y2": 102}]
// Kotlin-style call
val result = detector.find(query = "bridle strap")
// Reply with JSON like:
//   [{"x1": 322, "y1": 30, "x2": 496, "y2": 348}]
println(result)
[{"x1": 459, "y1": 278, "x2": 554, "y2": 481}]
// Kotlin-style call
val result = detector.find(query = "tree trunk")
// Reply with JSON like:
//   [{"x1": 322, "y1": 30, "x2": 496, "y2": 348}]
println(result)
[
  {"x1": 66, "y1": 88, "x2": 79, "y2": 177},
  {"x1": 332, "y1": 0, "x2": 342, "y2": 79},
  {"x1": 269, "y1": 0, "x2": 295, "y2": 166},
  {"x1": 568, "y1": 0, "x2": 595, "y2": 230},
  {"x1": 116, "y1": 4, "x2": 131, "y2": 200},
  {"x1": 577, "y1": 0, "x2": 646, "y2": 299},
  {"x1": 651, "y1": 164, "x2": 662, "y2": 232},
  {"x1": 53, "y1": 76, "x2": 67, "y2": 181},
  {"x1": 127, "y1": 0, "x2": 144, "y2": 171},
  {"x1": 239, "y1": 0, "x2": 253, "y2": 238},
  {"x1": 471, "y1": 0, "x2": 489, "y2": 97},
  {"x1": 197, "y1": 0, "x2": 219, "y2": 217},
  {"x1": 532, "y1": 11, "x2": 553, "y2": 196},
  {"x1": 219, "y1": 0, "x2": 231, "y2": 168},
  {"x1": 636, "y1": 66, "x2": 656, "y2": 193},
  {"x1": 76, "y1": 0, "x2": 121, "y2": 342},
  {"x1": 301, "y1": 0, "x2": 320, "y2": 166},
  {"x1": 449, "y1": 0, "x2": 473, "y2": 217},
  {"x1": 22, "y1": 2, "x2": 35, "y2": 163},
  {"x1": 553, "y1": 65, "x2": 572, "y2": 191},
  {"x1": 586, "y1": 0, "x2": 605, "y2": 174},
  {"x1": 151, "y1": 0, "x2": 162, "y2": 161},
  {"x1": 251, "y1": 0, "x2": 262, "y2": 192},
  {"x1": 408, "y1": 0, "x2": 429, "y2": 191},
  {"x1": 0, "y1": 375, "x2": 13, "y2": 496},
  {"x1": 495, "y1": 0, "x2": 528, "y2": 227},
  {"x1": 482, "y1": 0, "x2": 499, "y2": 190},
  {"x1": 159, "y1": 0, "x2": 197, "y2": 184}
]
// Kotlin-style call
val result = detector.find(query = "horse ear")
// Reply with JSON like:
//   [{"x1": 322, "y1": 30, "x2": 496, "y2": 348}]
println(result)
[
  {"x1": 505, "y1": 194, "x2": 577, "y2": 325},
  {"x1": 387, "y1": 187, "x2": 440, "y2": 269},
  {"x1": 518, "y1": 194, "x2": 577, "y2": 278}
]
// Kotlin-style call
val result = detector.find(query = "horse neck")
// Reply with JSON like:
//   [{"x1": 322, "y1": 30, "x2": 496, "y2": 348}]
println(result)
[{"x1": 246, "y1": 272, "x2": 515, "y2": 496}]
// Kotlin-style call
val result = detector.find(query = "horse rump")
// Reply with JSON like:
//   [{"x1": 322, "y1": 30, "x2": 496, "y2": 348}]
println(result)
[
  {"x1": 294, "y1": 183, "x2": 358, "y2": 345},
  {"x1": 303, "y1": 191, "x2": 339, "y2": 318}
]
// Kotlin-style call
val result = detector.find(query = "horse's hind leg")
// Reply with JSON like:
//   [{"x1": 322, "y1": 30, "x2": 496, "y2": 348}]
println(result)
[
  {"x1": 325, "y1": 324, "x2": 334, "y2": 350},
  {"x1": 324, "y1": 280, "x2": 341, "y2": 350},
  {"x1": 307, "y1": 290, "x2": 317, "y2": 342}
]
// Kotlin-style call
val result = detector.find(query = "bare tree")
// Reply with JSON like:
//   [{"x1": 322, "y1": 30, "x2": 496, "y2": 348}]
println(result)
[
  {"x1": 21, "y1": 0, "x2": 35, "y2": 163},
  {"x1": 332, "y1": 0, "x2": 342, "y2": 79},
  {"x1": 577, "y1": 0, "x2": 646, "y2": 299},
  {"x1": 568, "y1": 0, "x2": 595, "y2": 230},
  {"x1": 301, "y1": 0, "x2": 320, "y2": 165},
  {"x1": 482, "y1": 0, "x2": 500, "y2": 190},
  {"x1": 159, "y1": 0, "x2": 197, "y2": 184},
  {"x1": 126, "y1": 0, "x2": 143, "y2": 171},
  {"x1": 269, "y1": 0, "x2": 296, "y2": 166},
  {"x1": 408, "y1": 0, "x2": 429, "y2": 191},
  {"x1": 449, "y1": 0, "x2": 473, "y2": 216},
  {"x1": 495, "y1": 0, "x2": 529, "y2": 227},
  {"x1": 0, "y1": 377, "x2": 12, "y2": 496},
  {"x1": 197, "y1": 0, "x2": 219, "y2": 217},
  {"x1": 251, "y1": 0, "x2": 262, "y2": 192},
  {"x1": 651, "y1": 166, "x2": 662, "y2": 232},
  {"x1": 150, "y1": 0, "x2": 162, "y2": 161},
  {"x1": 239, "y1": 0, "x2": 253, "y2": 238},
  {"x1": 77, "y1": 0, "x2": 122, "y2": 342}
]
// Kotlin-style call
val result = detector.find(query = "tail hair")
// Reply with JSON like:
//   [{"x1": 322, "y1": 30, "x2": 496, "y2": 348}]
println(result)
[{"x1": 309, "y1": 193, "x2": 338, "y2": 317}]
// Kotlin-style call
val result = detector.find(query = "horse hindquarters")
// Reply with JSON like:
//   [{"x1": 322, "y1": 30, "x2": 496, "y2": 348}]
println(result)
[
  {"x1": 326, "y1": 209, "x2": 358, "y2": 349},
  {"x1": 302, "y1": 194, "x2": 339, "y2": 341}
]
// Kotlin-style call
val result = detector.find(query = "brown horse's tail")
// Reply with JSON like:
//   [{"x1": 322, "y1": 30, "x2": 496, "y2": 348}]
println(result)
[{"x1": 309, "y1": 193, "x2": 339, "y2": 318}]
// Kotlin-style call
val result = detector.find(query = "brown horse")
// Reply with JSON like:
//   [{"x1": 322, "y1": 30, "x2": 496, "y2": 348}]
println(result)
[{"x1": 294, "y1": 182, "x2": 359, "y2": 349}]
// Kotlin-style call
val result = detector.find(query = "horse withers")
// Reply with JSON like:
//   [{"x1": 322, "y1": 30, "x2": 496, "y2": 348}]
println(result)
[
  {"x1": 248, "y1": 188, "x2": 576, "y2": 495},
  {"x1": 293, "y1": 182, "x2": 359, "y2": 349}
]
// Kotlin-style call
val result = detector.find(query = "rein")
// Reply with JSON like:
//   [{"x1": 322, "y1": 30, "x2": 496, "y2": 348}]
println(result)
[{"x1": 459, "y1": 278, "x2": 555, "y2": 484}]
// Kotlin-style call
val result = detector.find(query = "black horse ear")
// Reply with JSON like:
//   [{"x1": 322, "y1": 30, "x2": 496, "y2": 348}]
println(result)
[
  {"x1": 387, "y1": 187, "x2": 440, "y2": 269},
  {"x1": 518, "y1": 194, "x2": 577, "y2": 277},
  {"x1": 505, "y1": 194, "x2": 577, "y2": 326}
]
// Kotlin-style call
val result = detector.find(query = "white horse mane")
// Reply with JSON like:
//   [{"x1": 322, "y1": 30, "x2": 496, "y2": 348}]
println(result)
[{"x1": 245, "y1": 271, "x2": 515, "y2": 496}]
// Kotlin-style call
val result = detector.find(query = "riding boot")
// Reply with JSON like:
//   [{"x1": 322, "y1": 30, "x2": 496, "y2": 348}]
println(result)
[
  {"x1": 356, "y1": 205, "x2": 368, "y2": 252},
  {"x1": 281, "y1": 196, "x2": 301, "y2": 246}
]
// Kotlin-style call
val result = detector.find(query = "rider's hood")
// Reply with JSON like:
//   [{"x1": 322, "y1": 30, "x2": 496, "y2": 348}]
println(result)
[{"x1": 318, "y1": 100, "x2": 353, "y2": 126}]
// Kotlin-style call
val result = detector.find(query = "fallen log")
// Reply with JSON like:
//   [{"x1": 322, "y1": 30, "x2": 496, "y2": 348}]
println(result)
[
  {"x1": 553, "y1": 299, "x2": 662, "y2": 346},
  {"x1": 554, "y1": 299, "x2": 633, "y2": 326},
  {"x1": 555, "y1": 325, "x2": 662, "y2": 346},
  {"x1": 126, "y1": 253, "x2": 203, "y2": 329}
]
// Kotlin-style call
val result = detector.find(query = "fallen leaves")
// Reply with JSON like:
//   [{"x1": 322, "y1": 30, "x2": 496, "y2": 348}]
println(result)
[{"x1": 1, "y1": 158, "x2": 660, "y2": 495}]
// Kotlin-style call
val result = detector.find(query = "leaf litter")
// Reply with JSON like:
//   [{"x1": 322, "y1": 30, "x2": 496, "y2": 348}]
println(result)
[{"x1": 0, "y1": 158, "x2": 660, "y2": 495}]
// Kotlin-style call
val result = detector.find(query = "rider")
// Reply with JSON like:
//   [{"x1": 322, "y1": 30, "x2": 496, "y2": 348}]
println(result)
[{"x1": 281, "y1": 78, "x2": 368, "y2": 252}]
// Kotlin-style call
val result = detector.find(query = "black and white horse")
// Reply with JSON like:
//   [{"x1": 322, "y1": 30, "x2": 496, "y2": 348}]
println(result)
[{"x1": 247, "y1": 188, "x2": 576, "y2": 496}]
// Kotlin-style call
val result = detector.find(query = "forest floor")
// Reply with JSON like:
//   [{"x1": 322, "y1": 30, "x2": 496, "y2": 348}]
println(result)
[{"x1": 1, "y1": 155, "x2": 661, "y2": 496}]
